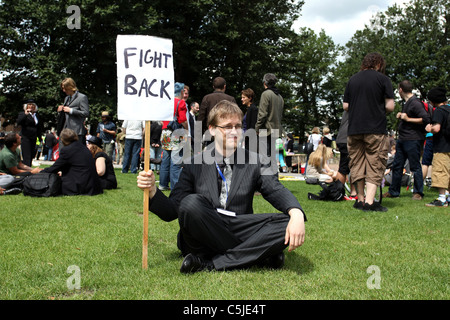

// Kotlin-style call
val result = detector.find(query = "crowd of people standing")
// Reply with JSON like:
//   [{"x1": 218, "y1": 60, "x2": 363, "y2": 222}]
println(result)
[{"x1": 304, "y1": 53, "x2": 449, "y2": 210}]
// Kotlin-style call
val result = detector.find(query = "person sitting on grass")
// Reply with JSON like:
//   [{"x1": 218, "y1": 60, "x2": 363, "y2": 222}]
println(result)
[
  {"x1": 137, "y1": 100, "x2": 306, "y2": 274},
  {"x1": 0, "y1": 172, "x2": 22, "y2": 195},
  {"x1": 305, "y1": 143, "x2": 337, "y2": 183},
  {"x1": 0, "y1": 133, "x2": 42, "y2": 177},
  {"x1": 42, "y1": 129, "x2": 102, "y2": 196},
  {"x1": 87, "y1": 136, "x2": 117, "y2": 190}
]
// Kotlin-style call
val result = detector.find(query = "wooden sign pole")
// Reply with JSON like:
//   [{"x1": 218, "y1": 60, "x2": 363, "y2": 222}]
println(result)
[{"x1": 142, "y1": 120, "x2": 151, "y2": 269}]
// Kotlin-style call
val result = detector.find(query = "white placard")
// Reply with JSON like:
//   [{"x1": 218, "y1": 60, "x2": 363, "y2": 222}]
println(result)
[{"x1": 116, "y1": 35, "x2": 174, "y2": 121}]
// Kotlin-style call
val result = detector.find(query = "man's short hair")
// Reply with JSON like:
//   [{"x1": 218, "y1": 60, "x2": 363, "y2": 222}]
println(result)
[
  {"x1": 360, "y1": 52, "x2": 386, "y2": 74},
  {"x1": 4, "y1": 133, "x2": 18, "y2": 149},
  {"x1": 189, "y1": 102, "x2": 199, "y2": 110},
  {"x1": 207, "y1": 100, "x2": 243, "y2": 127},
  {"x1": 263, "y1": 73, "x2": 277, "y2": 87},
  {"x1": 60, "y1": 128, "x2": 79, "y2": 146},
  {"x1": 213, "y1": 77, "x2": 226, "y2": 90},
  {"x1": 399, "y1": 80, "x2": 413, "y2": 93}
]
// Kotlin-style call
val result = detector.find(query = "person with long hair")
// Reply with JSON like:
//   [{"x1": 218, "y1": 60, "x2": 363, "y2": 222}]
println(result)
[
  {"x1": 87, "y1": 136, "x2": 117, "y2": 190},
  {"x1": 305, "y1": 144, "x2": 336, "y2": 183},
  {"x1": 57, "y1": 78, "x2": 89, "y2": 144}
]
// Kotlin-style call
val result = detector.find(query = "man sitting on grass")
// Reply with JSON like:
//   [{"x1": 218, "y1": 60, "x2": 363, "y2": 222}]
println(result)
[
  {"x1": 0, "y1": 133, "x2": 42, "y2": 177},
  {"x1": 137, "y1": 100, "x2": 306, "y2": 273},
  {"x1": 0, "y1": 133, "x2": 42, "y2": 195}
]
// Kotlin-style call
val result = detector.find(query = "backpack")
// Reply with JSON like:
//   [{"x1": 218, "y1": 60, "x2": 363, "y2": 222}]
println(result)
[
  {"x1": 304, "y1": 142, "x2": 314, "y2": 155},
  {"x1": 167, "y1": 100, "x2": 184, "y2": 131},
  {"x1": 307, "y1": 180, "x2": 345, "y2": 201},
  {"x1": 23, "y1": 172, "x2": 62, "y2": 197}
]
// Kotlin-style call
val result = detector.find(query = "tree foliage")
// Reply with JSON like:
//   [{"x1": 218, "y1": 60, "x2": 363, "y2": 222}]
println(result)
[
  {"x1": 0, "y1": 0, "x2": 302, "y2": 131},
  {"x1": 0, "y1": 0, "x2": 448, "y2": 138},
  {"x1": 276, "y1": 28, "x2": 342, "y2": 140},
  {"x1": 338, "y1": 0, "x2": 449, "y2": 132}
]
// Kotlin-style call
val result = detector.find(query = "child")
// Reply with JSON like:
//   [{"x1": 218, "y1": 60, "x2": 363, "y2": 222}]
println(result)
[
  {"x1": 305, "y1": 144, "x2": 336, "y2": 183},
  {"x1": 275, "y1": 137, "x2": 287, "y2": 173}
]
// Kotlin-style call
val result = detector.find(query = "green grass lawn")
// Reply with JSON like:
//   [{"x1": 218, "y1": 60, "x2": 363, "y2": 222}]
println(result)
[{"x1": 0, "y1": 169, "x2": 448, "y2": 300}]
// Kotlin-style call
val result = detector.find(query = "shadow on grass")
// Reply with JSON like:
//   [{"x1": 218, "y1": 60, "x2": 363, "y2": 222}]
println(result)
[
  {"x1": 285, "y1": 253, "x2": 314, "y2": 275},
  {"x1": 164, "y1": 250, "x2": 314, "y2": 275}
]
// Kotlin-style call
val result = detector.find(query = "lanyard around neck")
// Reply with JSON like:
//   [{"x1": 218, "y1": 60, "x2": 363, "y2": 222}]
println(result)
[{"x1": 215, "y1": 161, "x2": 229, "y2": 206}]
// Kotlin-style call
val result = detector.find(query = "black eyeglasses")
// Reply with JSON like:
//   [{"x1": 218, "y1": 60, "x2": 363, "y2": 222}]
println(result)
[{"x1": 215, "y1": 124, "x2": 243, "y2": 132}]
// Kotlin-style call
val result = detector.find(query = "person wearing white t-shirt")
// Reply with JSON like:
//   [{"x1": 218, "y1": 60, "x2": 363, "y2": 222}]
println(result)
[
  {"x1": 309, "y1": 127, "x2": 322, "y2": 151},
  {"x1": 304, "y1": 127, "x2": 322, "y2": 174},
  {"x1": 121, "y1": 120, "x2": 145, "y2": 174}
]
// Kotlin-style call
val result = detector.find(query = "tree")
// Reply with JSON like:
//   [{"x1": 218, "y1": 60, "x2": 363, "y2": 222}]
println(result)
[
  {"x1": 0, "y1": 0, "x2": 304, "y2": 132},
  {"x1": 0, "y1": 0, "x2": 159, "y2": 130},
  {"x1": 339, "y1": 0, "x2": 449, "y2": 132},
  {"x1": 276, "y1": 28, "x2": 342, "y2": 140},
  {"x1": 148, "y1": 0, "x2": 304, "y2": 105}
]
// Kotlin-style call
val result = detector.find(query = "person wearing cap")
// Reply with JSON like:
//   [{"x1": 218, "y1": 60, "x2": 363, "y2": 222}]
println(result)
[
  {"x1": 58, "y1": 78, "x2": 89, "y2": 145},
  {"x1": 96, "y1": 111, "x2": 116, "y2": 159},
  {"x1": 159, "y1": 82, "x2": 188, "y2": 191},
  {"x1": 425, "y1": 87, "x2": 450, "y2": 207},
  {"x1": 16, "y1": 99, "x2": 43, "y2": 167},
  {"x1": 87, "y1": 136, "x2": 117, "y2": 190},
  {"x1": 42, "y1": 128, "x2": 102, "y2": 196}
]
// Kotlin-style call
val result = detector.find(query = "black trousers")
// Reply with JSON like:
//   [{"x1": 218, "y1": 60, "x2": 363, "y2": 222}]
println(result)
[
  {"x1": 21, "y1": 135, "x2": 36, "y2": 167},
  {"x1": 178, "y1": 194, "x2": 289, "y2": 270}
]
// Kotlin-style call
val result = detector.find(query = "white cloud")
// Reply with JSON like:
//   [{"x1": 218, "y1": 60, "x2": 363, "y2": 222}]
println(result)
[{"x1": 293, "y1": 0, "x2": 411, "y2": 45}]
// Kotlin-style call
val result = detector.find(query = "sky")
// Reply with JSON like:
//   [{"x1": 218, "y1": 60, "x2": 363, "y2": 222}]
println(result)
[{"x1": 293, "y1": 0, "x2": 412, "y2": 46}]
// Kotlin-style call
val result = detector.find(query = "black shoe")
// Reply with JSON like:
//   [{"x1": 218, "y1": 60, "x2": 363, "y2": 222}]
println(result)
[
  {"x1": 353, "y1": 201, "x2": 364, "y2": 210},
  {"x1": 363, "y1": 202, "x2": 388, "y2": 212},
  {"x1": 3, "y1": 188, "x2": 22, "y2": 195},
  {"x1": 259, "y1": 252, "x2": 285, "y2": 269},
  {"x1": 180, "y1": 253, "x2": 214, "y2": 274}
]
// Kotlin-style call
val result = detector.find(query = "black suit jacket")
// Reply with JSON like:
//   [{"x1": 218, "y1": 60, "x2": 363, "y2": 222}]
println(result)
[
  {"x1": 149, "y1": 146, "x2": 305, "y2": 222},
  {"x1": 197, "y1": 91, "x2": 236, "y2": 134},
  {"x1": 17, "y1": 112, "x2": 42, "y2": 141},
  {"x1": 245, "y1": 104, "x2": 258, "y2": 130},
  {"x1": 43, "y1": 142, "x2": 102, "y2": 196}
]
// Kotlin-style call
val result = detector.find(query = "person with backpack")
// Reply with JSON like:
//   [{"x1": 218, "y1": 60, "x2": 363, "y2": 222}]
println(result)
[
  {"x1": 424, "y1": 87, "x2": 450, "y2": 207},
  {"x1": 158, "y1": 82, "x2": 188, "y2": 191}
]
